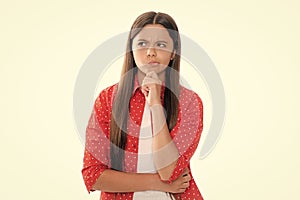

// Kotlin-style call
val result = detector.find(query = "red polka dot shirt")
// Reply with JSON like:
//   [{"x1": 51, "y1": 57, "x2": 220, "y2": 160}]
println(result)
[{"x1": 82, "y1": 76, "x2": 204, "y2": 200}]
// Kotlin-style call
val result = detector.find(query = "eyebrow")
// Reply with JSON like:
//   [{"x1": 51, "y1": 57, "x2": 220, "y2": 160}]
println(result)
[
  {"x1": 137, "y1": 39, "x2": 147, "y2": 42},
  {"x1": 156, "y1": 40, "x2": 168, "y2": 44},
  {"x1": 137, "y1": 39, "x2": 168, "y2": 43}
]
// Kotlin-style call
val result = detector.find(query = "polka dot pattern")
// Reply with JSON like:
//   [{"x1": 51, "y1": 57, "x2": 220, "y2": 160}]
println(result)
[{"x1": 82, "y1": 77, "x2": 204, "y2": 199}]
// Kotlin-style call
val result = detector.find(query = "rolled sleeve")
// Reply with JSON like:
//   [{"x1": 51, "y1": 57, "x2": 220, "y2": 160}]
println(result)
[
  {"x1": 82, "y1": 150, "x2": 108, "y2": 193},
  {"x1": 168, "y1": 92, "x2": 203, "y2": 182},
  {"x1": 81, "y1": 89, "x2": 111, "y2": 193}
]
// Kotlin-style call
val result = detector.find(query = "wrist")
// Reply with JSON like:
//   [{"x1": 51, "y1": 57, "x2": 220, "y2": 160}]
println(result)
[
  {"x1": 150, "y1": 100, "x2": 162, "y2": 107},
  {"x1": 149, "y1": 173, "x2": 169, "y2": 192},
  {"x1": 149, "y1": 104, "x2": 167, "y2": 136},
  {"x1": 149, "y1": 103, "x2": 163, "y2": 111}
]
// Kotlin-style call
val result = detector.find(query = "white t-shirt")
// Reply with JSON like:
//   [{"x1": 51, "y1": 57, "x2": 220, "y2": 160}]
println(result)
[{"x1": 133, "y1": 102, "x2": 171, "y2": 200}]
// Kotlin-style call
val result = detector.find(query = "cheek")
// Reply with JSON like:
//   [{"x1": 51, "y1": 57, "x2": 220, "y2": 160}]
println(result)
[
  {"x1": 158, "y1": 52, "x2": 172, "y2": 64},
  {"x1": 132, "y1": 50, "x2": 144, "y2": 63}
]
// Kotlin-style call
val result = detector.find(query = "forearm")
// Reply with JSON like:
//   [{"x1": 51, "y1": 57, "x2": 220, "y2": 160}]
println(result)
[
  {"x1": 92, "y1": 169, "x2": 167, "y2": 192},
  {"x1": 150, "y1": 104, "x2": 179, "y2": 180}
]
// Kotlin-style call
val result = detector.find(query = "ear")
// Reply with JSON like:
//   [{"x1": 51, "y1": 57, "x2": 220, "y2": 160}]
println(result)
[{"x1": 171, "y1": 50, "x2": 176, "y2": 60}]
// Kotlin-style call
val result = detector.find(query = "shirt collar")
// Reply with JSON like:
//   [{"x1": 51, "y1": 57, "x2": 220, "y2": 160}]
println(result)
[{"x1": 132, "y1": 73, "x2": 141, "y2": 95}]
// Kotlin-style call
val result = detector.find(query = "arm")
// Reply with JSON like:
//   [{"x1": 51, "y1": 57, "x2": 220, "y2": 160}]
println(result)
[
  {"x1": 82, "y1": 86, "x2": 191, "y2": 193},
  {"x1": 150, "y1": 104, "x2": 179, "y2": 180},
  {"x1": 166, "y1": 91, "x2": 203, "y2": 182},
  {"x1": 151, "y1": 93, "x2": 203, "y2": 182},
  {"x1": 83, "y1": 110, "x2": 191, "y2": 193},
  {"x1": 141, "y1": 73, "x2": 203, "y2": 182},
  {"x1": 92, "y1": 168, "x2": 191, "y2": 193},
  {"x1": 92, "y1": 169, "x2": 162, "y2": 192},
  {"x1": 141, "y1": 72, "x2": 179, "y2": 180}
]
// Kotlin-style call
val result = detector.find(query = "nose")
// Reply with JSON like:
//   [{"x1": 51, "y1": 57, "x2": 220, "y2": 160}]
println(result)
[{"x1": 147, "y1": 47, "x2": 156, "y2": 57}]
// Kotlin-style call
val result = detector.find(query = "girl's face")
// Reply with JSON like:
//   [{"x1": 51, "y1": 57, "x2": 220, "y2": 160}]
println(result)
[{"x1": 132, "y1": 24, "x2": 175, "y2": 76}]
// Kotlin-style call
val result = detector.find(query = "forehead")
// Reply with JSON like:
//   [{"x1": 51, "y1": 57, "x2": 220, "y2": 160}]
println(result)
[{"x1": 134, "y1": 24, "x2": 172, "y2": 41}]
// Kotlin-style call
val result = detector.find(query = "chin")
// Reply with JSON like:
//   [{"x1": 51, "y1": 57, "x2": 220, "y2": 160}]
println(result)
[
  {"x1": 146, "y1": 69, "x2": 165, "y2": 75},
  {"x1": 138, "y1": 65, "x2": 167, "y2": 76}
]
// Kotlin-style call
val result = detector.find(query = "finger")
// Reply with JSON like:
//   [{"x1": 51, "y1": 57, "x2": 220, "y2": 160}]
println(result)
[
  {"x1": 145, "y1": 72, "x2": 153, "y2": 78},
  {"x1": 141, "y1": 85, "x2": 149, "y2": 91},
  {"x1": 142, "y1": 77, "x2": 161, "y2": 86},
  {"x1": 178, "y1": 188, "x2": 186, "y2": 193},
  {"x1": 147, "y1": 74, "x2": 161, "y2": 83},
  {"x1": 141, "y1": 90, "x2": 147, "y2": 97},
  {"x1": 141, "y1": 78, "x2": 152, "y2": 87},
  {"x1": 183, "y1": 168, "x2": 189, "y2": 174},
  {"x1": 182, "y1": 168, "x2": 190, "y2": 176},
  {"x1": 183, "y1": 175, "x2": 191, "y2": 182},
  {"x1": 183, "y1": 179, "x2": 191, "y2": 183},
  {"x1": 141, "y1": 87, "x2": 149, "y2": 96},
  {"x1": 146, "y1": 71, "x2": 158, "y2": 79},
  {"x1": 173, "y1": 188, "x2": 186, "y2": 194},
  {"x1": 182, "y1": 172, "x2": 189, "y2": 177},
  {"x1": 181, "y1": 182, "x2": 190, "y2": 188},
  {"x1": 144, "y1": 72, "x2": 161, "y2": 82}
]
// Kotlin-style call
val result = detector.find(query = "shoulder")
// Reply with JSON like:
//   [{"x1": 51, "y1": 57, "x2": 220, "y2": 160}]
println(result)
[
  {"x1": 100, "y1": 83, "x2": 118, "y2": 97},
  {"x1": 177, "y1": 86, "x2": 203, "y2": 121},
  {"x1": 94, "y1": 83, "x2": 119, "y2": 108},
  {"x1": 179, "y1": 85, "x2": 203, "y2": 105},
  {"x1": 97, "y1": 83, "x2": 118, "y2": 99}
]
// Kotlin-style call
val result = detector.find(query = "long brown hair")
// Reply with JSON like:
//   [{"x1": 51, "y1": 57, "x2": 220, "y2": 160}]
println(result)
[{"x1": 110, "y1": 11, "x2": 181, "y2": 171}]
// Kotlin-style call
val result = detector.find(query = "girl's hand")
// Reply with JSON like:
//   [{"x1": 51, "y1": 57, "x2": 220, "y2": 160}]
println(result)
[
  {"x1": 141, "y1": 71, "x2": 162, "y2": 106},
  {"x1": 161, "y1": 168, "x2": 191, "y2": 193}
]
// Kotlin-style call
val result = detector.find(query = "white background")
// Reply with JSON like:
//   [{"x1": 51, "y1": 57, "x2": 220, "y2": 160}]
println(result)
[{"x1": 1, "y1": 0, "x2": 299, "y2": 199}]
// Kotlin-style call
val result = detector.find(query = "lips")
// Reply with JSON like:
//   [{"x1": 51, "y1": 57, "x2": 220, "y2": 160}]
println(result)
[{"x1": 148, "y1": 61, "x2": 160, "y2": 65}]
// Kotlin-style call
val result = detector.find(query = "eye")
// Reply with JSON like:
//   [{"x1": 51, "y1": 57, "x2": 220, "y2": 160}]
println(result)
[
  {"x1": 137, "y1": 41, "x2": 147, "y2": 47},
  {"x1": 157, "y1": 42, "x2": 167, "y2": 48}
]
